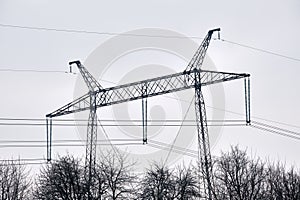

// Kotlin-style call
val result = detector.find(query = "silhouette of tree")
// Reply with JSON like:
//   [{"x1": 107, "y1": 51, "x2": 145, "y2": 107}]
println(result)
[
  {"x1": 87, "y1": 163, "x2": 108, "y2": 199},
  {"x1": 139, "y1": 163, "x2": 175, "y2": 199},
  {"x1": 0, "y1": 160, "x2": 31, "y2": 200},
  {"x1": 139, "y1": 163, "x2": 199, "y2": 199},
  {"x1": 263, "y1": 163, "x2": 300, "y2": 199},
  {"x1": 32, "y1": 146, "x2": 300, "y2": 199},
  {"x1": 34, "y1": 155, "x2": 85, "y2": 200},
  {"x1": 97, "y1": 150, "x2": 137, "y2": 199},
  {"x1": 173, "y1": 164, "x2": 199, "y2": 199},
  {"x1": 213, "y1": 146, "x2": 265, "y2": 200}
]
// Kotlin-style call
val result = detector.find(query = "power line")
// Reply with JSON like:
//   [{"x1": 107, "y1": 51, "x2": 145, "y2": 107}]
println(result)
[
  {"x1": 148, "y1": 143, "x2": 197, "y2": 158},
  {"x1": 1, "y1": 120, "x2": 299, "y2": 166},
  {"x1": 0, "y1": 117, "x2": 246, "y2": 127},
  {"x1": 0, "y1": 139, "x2": 199, "y2": 166},
  {"x1": 220, "y1": 39, "x2": 300, "y2": 62},
  {"x1": 251, "y1": 117, "x2": 300, "y2": 129},
  {"x1": 201, "y1": 104, "x2": 300, "y2": 130},
  {"x1": 0, "y1": 121, "x2": 298, "y2": 149},
  {"x1": 250, "y1": 123, "x2": 300, "y2": 141},
  {"x1": 0, "y1": 117, "x2": 244, "y2": 122},
  {"x1": 0, "y1": 68, "x2": 71, "y2": 73},
  {"x1": 150, "y1": 139, "x2": 197, "y2": 156},
  {"x1": 2, "y1": 117, "x2": 300, "y2": 140},
  {"x1": 1, "y1": 23, "x2": 299, "y2": 62},
  {"x1": 0, "y1": 139, "x2": 140, "y2": 144},
  {"x1": 0, "y1": 158, "x2": 46, "y2": 162},
  {"x1": 0, "y1": 142, "x2": 143, "y2": 149},
  {"x1": 0, "y1": 161, "x2": 49, "y2": 166},
  {"x1": 0, "y1": 23, "x2": 202, "y2": 39},
  {"x1": 165, "y1": 96, "x2": 194, "y2": 164},
  {"x1": 0, "y1": 122, "x2": 246, "y2": 127},
  {"x1": 252, "y1": 121, "x2": 300, "y2": 137}
]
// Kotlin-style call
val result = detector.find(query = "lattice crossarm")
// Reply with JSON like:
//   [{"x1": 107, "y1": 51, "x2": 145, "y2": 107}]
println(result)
[
  {"x1": 69, "y1": 61, "x2": 103, "y2": 92},
  {"x1": 94, "y1": 71, "x2": 196, "y2": 107},
  {"x1": 185, "y1": 28, "x2": 220, "y2": 72},
  {"x1": 200, "y1": 70, "x2": 249, "y2": 86},
  {"x1": 46, "y1": 93, "x2": 90, "y2": 118},
  {"x1": 46, "y1": 70, "x2": 249, "y2": 118}
]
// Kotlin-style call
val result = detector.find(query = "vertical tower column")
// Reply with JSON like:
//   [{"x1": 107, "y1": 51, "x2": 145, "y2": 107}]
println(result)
[
  {"x1": 244, "y1": 77, "x2": 251, "y2": 125},
  {"x1": 194, "y1": 71, "x2": 213, "y2": 199},
  {"x1": 85, "y1": 93, "x2": 98, "y2": 199}
]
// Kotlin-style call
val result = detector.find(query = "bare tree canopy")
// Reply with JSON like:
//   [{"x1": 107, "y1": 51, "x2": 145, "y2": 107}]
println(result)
[
  {"x1": 96, "y1": 150, "x2": 137, "y2": 199},
  {"x1": 33, "y1": 155, "x2": 85, "y2": 200},
  {"x1": 11, "y1": 145, "x2": 300, "y2": 199},
  {"x1": 33, "y1": 151, "x2": 137, "y2": 200},
  {"x1": 139, "y1": 163, "x2": 176, "y2": 199},
  {"x1": 173, "y1": 165, "x2": 199, "y2": 199},
  {"x1": 264, "y1": 163, "x2": 300, "y2": 200},
  {"x1": 212, "y1": 146, "x2": 266, "y2": 200},
  {"x1": 139, "y1": 163, "x2": 199, "y2": 199},
  {"x1": 0, "y1": 160, "x2": 30, "y2": 200}
]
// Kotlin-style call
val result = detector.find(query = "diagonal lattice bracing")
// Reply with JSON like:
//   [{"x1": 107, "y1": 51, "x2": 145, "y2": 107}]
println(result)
[
  {"x1": 70, "y1": 61, "x2": 103, "y2": 91},
  {"x1": 47, "y1": 69, "x2": 249, "y2": 118},
  {"x1": 186, "y1": 28, "x2": 220, "y2": 72}
]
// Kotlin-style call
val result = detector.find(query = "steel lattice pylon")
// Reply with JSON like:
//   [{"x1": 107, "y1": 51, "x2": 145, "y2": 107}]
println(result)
[{"x1": 46, "y1": 28, "x2": 251, "y2": 199}]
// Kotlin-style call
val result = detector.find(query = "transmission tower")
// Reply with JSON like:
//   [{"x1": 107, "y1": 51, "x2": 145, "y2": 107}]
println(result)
[{"x1": 46, "y1": 28, "x2": 251, "y2": 199}]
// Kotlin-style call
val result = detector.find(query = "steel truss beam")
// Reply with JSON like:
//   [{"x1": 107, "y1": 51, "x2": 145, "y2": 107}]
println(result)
[
  {"x1": 186, "y1": 28, "x2": 220, "y2": 71},
  {"x1": 46, "y1": 69, "x2": 249, "y2": 118}
]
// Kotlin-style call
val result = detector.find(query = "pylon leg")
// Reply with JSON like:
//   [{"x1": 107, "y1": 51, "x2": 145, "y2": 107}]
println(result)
[
  {"x1": 194, "y1": 86, "x2": 213, "y2": 200},
  {"x1": 85, "y1": 94, "x2": 98, "y2": 199}
]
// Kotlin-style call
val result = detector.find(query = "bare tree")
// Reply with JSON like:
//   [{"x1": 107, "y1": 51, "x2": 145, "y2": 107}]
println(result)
[
  {"x1": 264, "y1": 163, "x2": 300, "y2": 200},
  {"x1": 87, "y1": 163, "x2": 108, "y2": 199},
  {"x1": 173, "y1": 164, "x2": 199, "y2": 200},
  {"x1": 33, "y1": 155, "x2": 85, "y2": 200},
  {"x1": 213, "y1": 146, "x2": 265, "y2": 200},
  {"x1": 139, "y1": 163, "x2": 176, "y2": 199},
  {"x1": 97, "y1": 150, "x2": 137, "y2": 199},
  {"x1": 31, "y1": 147, "x2": 300, "y2": 199},
  {"x1": 139, "y1": 163, "x2": 199, "y2": 199},
  {"x1": 0, "y1": 160, "x2": 30, "y2": 200}
]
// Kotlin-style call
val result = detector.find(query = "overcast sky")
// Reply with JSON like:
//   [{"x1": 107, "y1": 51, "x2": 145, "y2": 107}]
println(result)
[{"x1": 0, "y1": 0, "x2": 299, "y2": 169}]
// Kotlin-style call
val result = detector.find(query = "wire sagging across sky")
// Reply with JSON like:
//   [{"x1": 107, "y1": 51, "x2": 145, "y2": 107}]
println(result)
[{"x1": 0, "y1": 23, "x2": 299, "y2": 62}]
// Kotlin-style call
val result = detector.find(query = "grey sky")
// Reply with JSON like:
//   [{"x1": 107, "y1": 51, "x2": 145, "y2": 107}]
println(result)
[{"x1": 0, "y1": 0, "x2": 299, "y2": 168}]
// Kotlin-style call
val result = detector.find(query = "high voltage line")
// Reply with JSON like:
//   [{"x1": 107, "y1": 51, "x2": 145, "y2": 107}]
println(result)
[
  {"x1": 0, "y1": 23, "x2": 299, "y2": 62},
  {"x1": 0, "y1": 23, "x2": 203, "y2": 39},
  {"x1": 8, "y1": 121, "x2": 300, "y2": 166},
  {"x1": 0, "y1": 139, "x2": 200, "y2": 165},
  {"x1": 0, "y1": 123, "x2": 245, "y2": 127},
  {"x1": 0, "y1": 117, "x2": 299, "y2": 140},
  {"x1": 0, "y1": 68, "x2": 71, "y2": 73},
  {"x1": 1, "y1": 117, "x2": 299, "y2": 131},
  {"x1": 0, "y1": 118, "x2": 244, "y2": 122},
  {"x1": 164, "y1": 96, "x2": 195, "y2": 164},
  {"x1": 0, "y1": 121, "x2": 299, "y2": 147},
  {"x1": 1, "y1": 121, "x2": 299, "y2": 166},
  {"x1": 251, "y1": 121, "x2": 300, "y2": 141},
  {"x1": 0, "y1": 143, "x2": 143, "y2": 148},
  {"x1": 0, "y1": 139, "x2": 141, "y2": 143},
  {"x1": 0, "y1": 117, "x2": 247, "y2": 127}
]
